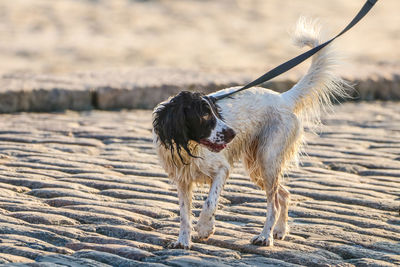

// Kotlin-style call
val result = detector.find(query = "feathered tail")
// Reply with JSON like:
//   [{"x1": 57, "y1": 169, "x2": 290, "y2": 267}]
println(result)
[{"x1": 282, "y1": 17, "x2": 350, "y2": 127}]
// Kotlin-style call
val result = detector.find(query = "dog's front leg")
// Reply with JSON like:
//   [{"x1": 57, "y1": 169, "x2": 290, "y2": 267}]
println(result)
[
  {"x1": 195, "y1": 167, "x2": 229, "y2": 240},
  {"x1": 170, "y1": 181, "x2": 193, "y2": 249}
]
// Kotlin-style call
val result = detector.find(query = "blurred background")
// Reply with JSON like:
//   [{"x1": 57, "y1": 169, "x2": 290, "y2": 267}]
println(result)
[{"x1": 0, "y1": 0, "x2": 398, "y2": 76}]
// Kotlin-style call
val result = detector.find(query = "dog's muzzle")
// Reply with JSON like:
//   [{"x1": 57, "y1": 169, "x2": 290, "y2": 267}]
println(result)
[
  {"x1": 222, "y1": 128, "x2": 236, "y2": 143},
  {"x1": 200, "y1": 128, "x2": 236, "y2": 153}
]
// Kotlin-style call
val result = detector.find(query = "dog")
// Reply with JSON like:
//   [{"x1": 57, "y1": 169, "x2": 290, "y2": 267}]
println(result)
[{"x1": 152, "y1": 18, "x2": 348, "y2": 249}]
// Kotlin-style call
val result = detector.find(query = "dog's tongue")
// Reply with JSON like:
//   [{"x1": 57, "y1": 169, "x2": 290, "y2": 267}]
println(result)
[{"x1": 199, "y1": 140, "x2": 226, "y2": 152}]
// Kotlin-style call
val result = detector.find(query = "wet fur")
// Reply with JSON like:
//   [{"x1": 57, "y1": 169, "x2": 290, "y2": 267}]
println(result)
[{"x1": 152, "y1": 18, "x2": 349, "y2": 249}]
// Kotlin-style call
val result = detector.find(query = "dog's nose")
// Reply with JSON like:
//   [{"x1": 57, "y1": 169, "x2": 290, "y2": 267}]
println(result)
[{"x1": 223, "y1": 128, "x2": 236, "y2": 143}]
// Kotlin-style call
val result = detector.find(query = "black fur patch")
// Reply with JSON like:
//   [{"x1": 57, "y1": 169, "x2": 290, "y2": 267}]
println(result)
[{"x1": 153, "y1": 91, "x2": 220, "y2": 164}]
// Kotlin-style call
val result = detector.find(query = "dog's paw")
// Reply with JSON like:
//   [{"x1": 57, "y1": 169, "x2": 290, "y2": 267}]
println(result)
[
  {"x1": 195, "y1": 217, "x2": 215, "y2": 240},
  {"x1": 168, "y1": 240, "x2": 190, "y2": 250},
  {"x1": 251, "y1": 235, "x2": 273, "y2": 247},
  {"x1": 273, "y1": 224, "x2": 288, "y2": 240}
]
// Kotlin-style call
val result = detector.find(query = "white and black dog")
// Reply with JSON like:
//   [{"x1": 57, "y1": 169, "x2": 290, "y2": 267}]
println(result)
[{"x1": 152, "y1": 18, "x2": 348, "y2": 249}]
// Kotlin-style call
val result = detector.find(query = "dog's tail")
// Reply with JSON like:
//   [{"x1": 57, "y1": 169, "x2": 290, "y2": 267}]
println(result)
[{"x1": 282, "y1": 17, "x2": 349, "y2": 127}]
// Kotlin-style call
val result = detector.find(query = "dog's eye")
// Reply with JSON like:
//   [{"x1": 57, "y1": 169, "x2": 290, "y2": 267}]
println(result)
[{"x1": 201, "y1": 113, "x2": 212, "y2": 121}]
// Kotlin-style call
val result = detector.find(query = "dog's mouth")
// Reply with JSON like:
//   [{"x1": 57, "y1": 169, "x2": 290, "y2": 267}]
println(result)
[{"x1": 199, "y1": 139, "x2": 227, "y2": 152}]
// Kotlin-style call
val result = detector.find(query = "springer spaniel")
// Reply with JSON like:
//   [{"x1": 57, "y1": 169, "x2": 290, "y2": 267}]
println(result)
[{"x1": 152, "y1": 18, "x2": 348, "y2": 249}]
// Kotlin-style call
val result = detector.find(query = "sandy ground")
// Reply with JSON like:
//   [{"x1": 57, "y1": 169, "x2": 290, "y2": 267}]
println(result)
[
  {"x1": 0, "y1": 102, "x2": 399, "y2": 266},
  {"x1": 0, "y1": 0, "x2": 399, "y2": 76}
]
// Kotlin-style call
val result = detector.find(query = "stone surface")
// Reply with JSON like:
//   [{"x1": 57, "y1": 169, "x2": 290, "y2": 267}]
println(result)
[
  {"x1": 0, "y1": 102, "x2": 399, "y2": 266},
  {"x1": 1, "y1": 68, "x2": 400, "y2": 113}
]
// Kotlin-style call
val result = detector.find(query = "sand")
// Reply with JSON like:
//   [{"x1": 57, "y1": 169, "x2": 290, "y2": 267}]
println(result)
[
  {"x1": 0, "y1": 0, "x2": 398, "y2": 76},
  {"x1": 0, "y1": 103, "x2": 399, "y2": 266}
]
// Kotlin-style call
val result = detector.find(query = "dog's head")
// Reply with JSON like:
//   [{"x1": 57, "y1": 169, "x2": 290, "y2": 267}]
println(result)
[{"x1": 153, "y1": 91, "x2": 236, "y2": 163}]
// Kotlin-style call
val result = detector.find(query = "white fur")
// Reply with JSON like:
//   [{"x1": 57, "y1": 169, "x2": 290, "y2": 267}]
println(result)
[
  {"x1": 203, "y1": 98, "x2": 232, "y2": 145},
  {"x1": 153, "y1": 18, "x2": 348, "y2": 249},
  {"x1": 206, "y1": 117, "x2": 229, "y2": 144}
]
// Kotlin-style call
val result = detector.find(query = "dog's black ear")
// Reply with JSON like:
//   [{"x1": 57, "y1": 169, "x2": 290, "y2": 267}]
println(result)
[{"x1": 153, "y1": 92, "x2": 198, "y2": 164}]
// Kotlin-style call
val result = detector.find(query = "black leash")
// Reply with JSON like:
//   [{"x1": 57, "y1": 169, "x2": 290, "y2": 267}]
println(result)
[{"x1": 214, "y1": 0, "x2": 378, "y2": 101}]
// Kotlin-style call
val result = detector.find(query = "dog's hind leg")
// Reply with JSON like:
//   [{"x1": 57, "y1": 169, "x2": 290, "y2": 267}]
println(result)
[
  {"x1": 169, "y1": 181, "x2": 193, "y2": 249},
  {"x1": 195, "y1": 165, "x2": 229, "y2": 240},
  {"x1": 273, "y1": 184, "x2": 290, "y2": 240},
  {"x1": 251, "y1": 116, "x2": 300, "y2": 246},
  {"x1": 251, "y1": 188, "x2": 280, "y2": 246}
]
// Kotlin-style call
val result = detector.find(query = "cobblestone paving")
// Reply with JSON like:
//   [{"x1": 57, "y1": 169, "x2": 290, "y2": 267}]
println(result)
[{"x1": 0, "y1": 102, "x2": 399, "y2": 266}]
